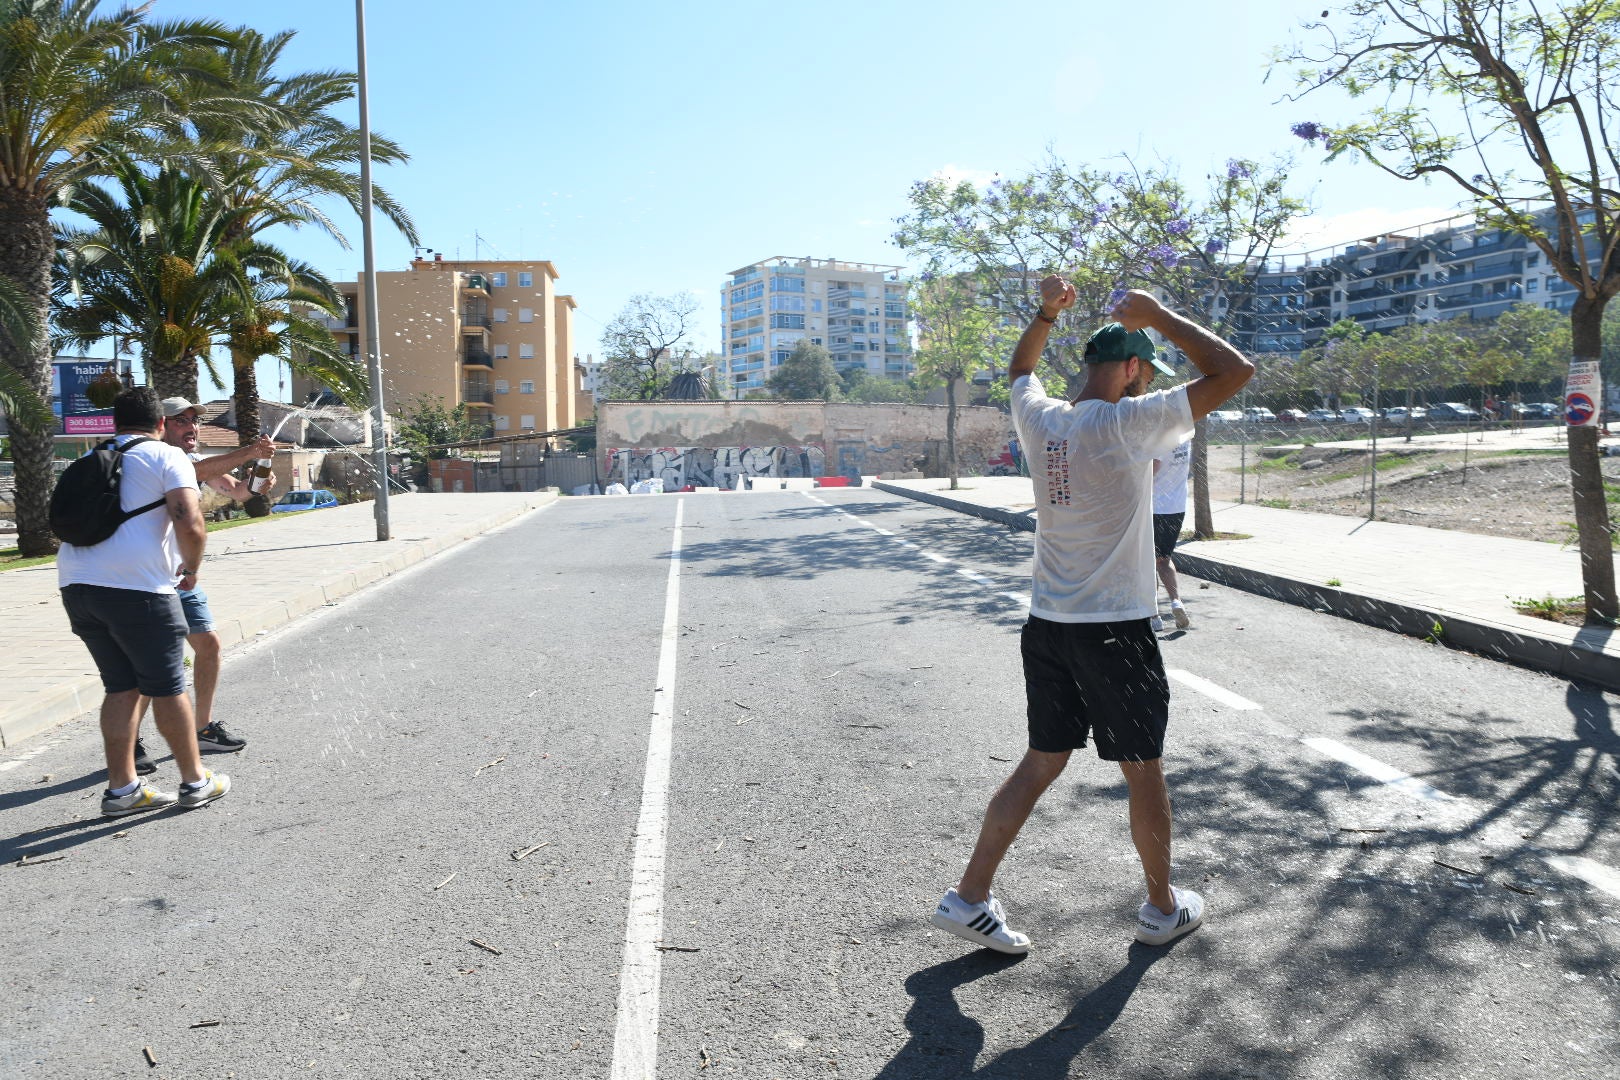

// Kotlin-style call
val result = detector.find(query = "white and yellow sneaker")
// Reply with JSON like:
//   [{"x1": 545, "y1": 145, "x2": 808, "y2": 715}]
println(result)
[
  {"x1": 101, "y1": 781, "x2": 178, "y2": 817},
  {"x1": 177, "y1": 771, "x2": 231, "y2": 810}
]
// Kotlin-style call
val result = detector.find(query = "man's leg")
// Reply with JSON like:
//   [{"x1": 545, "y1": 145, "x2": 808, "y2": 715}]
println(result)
[
  {"x1": 1154, "y1": 555, "x2": 1180, "y2": 603},
  {"x1": 956, "y1": 748, "x2": 1071, "y2": 904},
  {"x1": 100, "y1": 689, "x2": 144, "y2": 791},
  {"x1": 150, "y1": 694, "x2": 206, "y2": 786},
  {"x1": 188, "y1": 631, "x2": 222, "y2": 730},
  {"x1": 1119, "y1": 758, "x2": 1175, "y2": 915}
]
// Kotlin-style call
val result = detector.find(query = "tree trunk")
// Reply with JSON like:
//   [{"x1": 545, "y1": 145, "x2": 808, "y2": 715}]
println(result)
[
  {"x1": 1569, "y1": 296, "x2": 1617, "y2": 624},
  {"x1": 1191, "y1": 418, "x2": 1214, "y2": 539},
  {"x1": 946, "y1": 375, "x2": 959, "y2": 490},
  {"x1": 232, "y1": 348, "x2": 262, "y2": 442},
  {"x1": 0, "y1": 185, "x2": 60, "y2": 556},
  {"x1": 149, "y1": 348, "x2": 200, "y2": 404}
]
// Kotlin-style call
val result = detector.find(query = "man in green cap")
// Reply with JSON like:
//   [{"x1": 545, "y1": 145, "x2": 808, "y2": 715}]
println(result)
[{"x1": 931, "y1": 278, "x2": 1252, "y2": 954}]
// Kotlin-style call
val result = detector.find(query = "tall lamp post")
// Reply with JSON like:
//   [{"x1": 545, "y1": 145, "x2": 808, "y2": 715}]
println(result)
[{"x1": 356, "y1": 0, "x2": 390, "y2": 540}]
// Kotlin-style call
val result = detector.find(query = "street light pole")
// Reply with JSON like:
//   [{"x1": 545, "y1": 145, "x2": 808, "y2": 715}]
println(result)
[{"x1": 356, "y1": 0, "x2": 390, "y2": 541}]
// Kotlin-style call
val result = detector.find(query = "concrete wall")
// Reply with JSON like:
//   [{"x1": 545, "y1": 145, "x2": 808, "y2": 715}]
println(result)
[{"x1": 597, "y1": 400, "x2": 1011, "y2": 488}]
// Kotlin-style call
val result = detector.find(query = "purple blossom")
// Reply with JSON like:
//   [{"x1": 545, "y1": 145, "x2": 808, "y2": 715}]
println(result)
[
  {"x1": 1205, "y1": 237, "x2": 1228, "y2": 254},
  {"x1": 1147, "y1": 242, "x2": 1179, "y2": 268},
  {"x1": 1167, "y1": 200, "x2": 1181, "y2": 213},
  {"x1": 1291, "y1": 121, "x2": 1325, "y2": 143},
  {"x1": 1166, "y1": 218, "x2": 1193, "y2": 236},
  {"x1": 1226, "y1": 159, "x2": 1254, "y2": 180},
  {"x1": 1109, "y1": 288, "x2": 1129, "y2": 308},
  {"x1": 1088, "y1": 202, "x2": 1111, "y2": 227},
  {"x1": 919, "y1": 270, "x2": 936, "y2": 283},
  {"x1": 1471, "y1": 173, "x2": 1488, "y2": 185}
]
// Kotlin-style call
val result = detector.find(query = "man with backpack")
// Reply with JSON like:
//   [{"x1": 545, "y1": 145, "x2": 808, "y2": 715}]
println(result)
[{"x1": 55, "y1": 387, "x2": 231, "y2": 816}]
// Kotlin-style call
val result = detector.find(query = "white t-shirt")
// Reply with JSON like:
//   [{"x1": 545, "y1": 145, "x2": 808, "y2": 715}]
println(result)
[
  {"x1": 57, "y1": 434, "x2": 197, "y2": 595},
  {"x1": 1011, "y1": 374, "x2": 1193, "y2": 622},
  {"x1": 1152, "y1": 438, "x2": 1192, "y2": 514}
]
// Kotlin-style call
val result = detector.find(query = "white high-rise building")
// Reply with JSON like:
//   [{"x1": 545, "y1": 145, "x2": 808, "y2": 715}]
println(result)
[{"x1": 719, "y1": 256, "x2": 911, "y2": 397}]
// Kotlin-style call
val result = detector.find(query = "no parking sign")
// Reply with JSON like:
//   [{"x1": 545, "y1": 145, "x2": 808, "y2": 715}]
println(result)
[{"x1": 1565, "y1": 360, "x2": 1602, "y2": 426}]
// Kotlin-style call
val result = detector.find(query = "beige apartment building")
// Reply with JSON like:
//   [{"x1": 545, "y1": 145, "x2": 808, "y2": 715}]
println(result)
[{"x1": 294, "y1": 256, "x2": 592, "y2": 436}]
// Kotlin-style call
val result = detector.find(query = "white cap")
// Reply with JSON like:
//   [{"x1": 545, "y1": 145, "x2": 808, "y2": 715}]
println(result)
[{"x1": 160, "y1": 397, "x2": 201, "y2": 418}]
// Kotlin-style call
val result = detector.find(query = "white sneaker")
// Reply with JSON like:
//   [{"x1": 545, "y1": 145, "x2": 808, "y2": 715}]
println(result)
[
  {"x1": 1135, "y1": 886, "x2": 1204, "y2": 945},
  {"x1": 177, "y1": 770, "x2": 231, "y2": 809},
  {"x1": 1150, "y1": 615, "x2": 1165, "y2": 633},
  {"x1": 930, "y1": 888, "x2": 1031, "y2": 954},
  {"x1": 1171, "y1": 602, "x2": 1190, "y2": 630}
]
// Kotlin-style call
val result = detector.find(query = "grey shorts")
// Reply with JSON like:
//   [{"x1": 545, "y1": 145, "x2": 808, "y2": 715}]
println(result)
[
  {"x1": 178, "y1": 587, "x2": 215, "y2": 633},
  {"x1": 61, "y1": 584, "x2": 188, "y2": 698}
]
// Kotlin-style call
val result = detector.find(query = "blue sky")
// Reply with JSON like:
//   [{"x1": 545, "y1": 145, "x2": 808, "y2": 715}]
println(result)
[{"x1": 142, "y1": 0, "x2": 1466, "y2": 399}]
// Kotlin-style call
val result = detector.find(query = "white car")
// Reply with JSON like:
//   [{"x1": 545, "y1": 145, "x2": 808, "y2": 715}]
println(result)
[
  {"x1": 1339, "y1": 407, "x2": 1378, "y2": 423},
  {"x1": 1242, "y1": 407, "x2": 1277, "y2": 422},
  {"x1": 1305, "y1": 408, "x2": 1340, "y2": 422},
  {"x1": 1385, "y1": 406, "x2": 1427, "y2": 422},
  {"x1": 1207, "y1": 410, "x2": 1243, "y2": 424}
]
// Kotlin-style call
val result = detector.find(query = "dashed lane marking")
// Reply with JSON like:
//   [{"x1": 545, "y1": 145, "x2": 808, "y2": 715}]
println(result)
[
  {"x1": 610, "y1": 498, "x2": 684, "y2": 1079},
  {"x1": 1166, "y1": 669, "x2": 1262, "y2": 711},
  {"x1": 1301, "y1": 736, "x2": 1457, "y2": 803}
]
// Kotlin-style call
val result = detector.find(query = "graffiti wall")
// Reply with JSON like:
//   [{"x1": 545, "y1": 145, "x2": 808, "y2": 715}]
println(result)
[{"x1": 606, "y1": 445, "x2": 827, "y2": 488}]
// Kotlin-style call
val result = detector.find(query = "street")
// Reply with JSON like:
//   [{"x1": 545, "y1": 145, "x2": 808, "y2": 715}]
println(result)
[{"x1": 2, "y1": 489, "x2": 1617, "y2": 1079}]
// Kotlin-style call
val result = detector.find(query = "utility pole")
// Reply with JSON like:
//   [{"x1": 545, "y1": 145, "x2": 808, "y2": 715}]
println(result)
[{"x1": 356, "y1": 0, "x2": 390, "y2": 540}]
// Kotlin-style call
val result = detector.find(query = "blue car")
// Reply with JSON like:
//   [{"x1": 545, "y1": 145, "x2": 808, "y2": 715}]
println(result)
[{"x1": 270, "y1": 488, "x2": 341, "y2": 513}]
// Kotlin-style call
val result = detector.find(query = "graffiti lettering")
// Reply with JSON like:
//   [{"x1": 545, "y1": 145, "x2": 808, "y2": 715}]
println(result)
[{"x1": 606, "y1": 444, "x2": 827, "y2": 488}]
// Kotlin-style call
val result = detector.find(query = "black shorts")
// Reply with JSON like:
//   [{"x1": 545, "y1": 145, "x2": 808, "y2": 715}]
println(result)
[
  {"x1": 61, "y1": 584, "x2": 188, "y2": 698},
  {"x1": 1153, "y1": 513, "x2": 1184, "y2": 559},
  {"x1": 1021, "y1": 615, "x2": 1169, "y2": 761}
]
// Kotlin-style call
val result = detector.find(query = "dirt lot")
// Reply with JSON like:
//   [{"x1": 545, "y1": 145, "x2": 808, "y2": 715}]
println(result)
[{"x1": 1203, "y1": 439, "x2": 1620, "y2": 546}]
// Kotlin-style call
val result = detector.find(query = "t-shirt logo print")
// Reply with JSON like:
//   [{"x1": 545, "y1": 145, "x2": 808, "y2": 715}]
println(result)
[{"x1": 1044, "y1": 439, "x2": 1073, "y2": 506}]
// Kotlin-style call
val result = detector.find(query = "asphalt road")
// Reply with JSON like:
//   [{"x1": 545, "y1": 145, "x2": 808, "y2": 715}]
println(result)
[{"x1": 1, "y1": 489, "x2": 1616, "y2": 1079}]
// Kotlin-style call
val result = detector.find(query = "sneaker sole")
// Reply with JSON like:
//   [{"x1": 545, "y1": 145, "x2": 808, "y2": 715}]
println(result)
[
  {"x1": 1172, "y1": 610, "x2": 1190, "y2": 629},
  {"x1": 1135, "y1": 913, "x2": 1202, "y2": 946},
  {"x1": 101, "y1": 798, "x2": 176, "y2": 818},
  {"x1": 929, "y1": 911, "x2": 1030, "y2": 955},
  {"x1": 196, "y1": 743, "x2": 246, "y2": 754}
]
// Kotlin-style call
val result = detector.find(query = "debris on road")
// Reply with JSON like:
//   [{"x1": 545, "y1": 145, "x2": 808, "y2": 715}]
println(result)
[
  {"x1": 189, "y1": 1020, "x2": 221, "y2": 1029},
  {"x1": 1504, "y1": 882, "x2": 1538, "y2": 896},
  {"x1": 511, "y1": 842, "x2": 550, "y2": 861},
  {"x1": 1338, "y1": 827, "x2": 1386, "y2": 834},
  {"x1": 434, "y1": 873, "x2": 457, "y2": 891},
  {"x1": 1433, "y1": 859, "x2": 1480, "y2": 876},
  {"x1": 700, "y1": 1046, "x2": 713, "y2": 1069},
  {"x1": 474, "y1": 757, "x2": 505, "y2": 777},
  {"x1": 16, "y1": 852, "x2": 64, "y2": 866},
  {"x1": 989, "y1": 755, "x2": 1011, "y2": 762},
  {"x1": 142, "y1": 1046, "x2": 158, "y2": 1067},
  {"x1": 732, "y1": 700, "x2": 751, "y2": 709},
  {"x1": 469, "y1": 938, "x2": 502, "y2": 956},
  {"x1": 655, "y1": 944, "x2": 700, "y2": 953}
]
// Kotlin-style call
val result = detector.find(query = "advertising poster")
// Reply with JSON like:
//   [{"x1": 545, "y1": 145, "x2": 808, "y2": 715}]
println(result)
[
  {"x1": 54, "y1": 360, "x2": 117, "y2": 435},
  {"x1": 1564, "y1": 359, "x2": 1602, "y2": 427}
]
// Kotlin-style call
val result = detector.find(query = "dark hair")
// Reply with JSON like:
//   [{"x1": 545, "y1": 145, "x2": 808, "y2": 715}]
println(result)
[{"x1": 112, "y1": 386, "x2": 163, "y2": 431}]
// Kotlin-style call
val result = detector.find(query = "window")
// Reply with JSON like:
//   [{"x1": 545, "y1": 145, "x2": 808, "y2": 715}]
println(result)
[
  {"x1": 519, "y1": 343, "x2": 535, "y2": 359},
  {"x1": 811, "y1": 299, "x2": 823, "y2": 313},
  {"x1": 811, "y1": 337, "x2": 823, "y2": 346},
  {"x1": 520, "y1": 380, "x2": 535, "y2": 394},
  {"x1": 493, "y1": 308, "x2": 508, "y2": 323},
  {"x1": 493, "y1": 344, "x2": 509, "y2": 359},
  {"x1": 1526, "y1": 279, "x2": 1538, "y2": 293},
  {"x1": 494, "y1": 414, "x2": 510, "y2": 430},
  {"x1": 518, "y1": 271, "x2": 533, "y2": 287},
  {"x1": 520, "y1": 414, "x2": 535, "y2": 429},
  {"x1": 518, "y1": 307, "x2": 534, "y2": 323},
  {"x1": 491, "y1": 272, "x2": 507, "y2": 288},
  {"x1": 495, "y1": 379, "x2": 510, "y2": 394}
]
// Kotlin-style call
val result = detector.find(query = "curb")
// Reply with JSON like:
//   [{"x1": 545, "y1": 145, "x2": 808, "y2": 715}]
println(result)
[
  {"x1": 0, "y1": 494, "x2": 557, "y2": 749},
  {"x1": 875, "y1": 481, "x2": 1620, "y2": 694}
]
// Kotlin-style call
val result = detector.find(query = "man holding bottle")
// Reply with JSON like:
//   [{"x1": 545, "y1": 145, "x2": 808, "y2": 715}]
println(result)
[{"x1": 130, "y1": 398, "x2": 274, "y2": 771}]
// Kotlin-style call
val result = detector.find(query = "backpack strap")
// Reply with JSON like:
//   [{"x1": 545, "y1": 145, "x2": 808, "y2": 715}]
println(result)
[{"x1": 109, "y1": 435, "x2": 168, "y2": 520}]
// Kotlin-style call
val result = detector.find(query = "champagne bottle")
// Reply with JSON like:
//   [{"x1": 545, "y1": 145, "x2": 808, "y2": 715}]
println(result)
[{"x1": 249, "y1": 458, "x2": 273, "y2": 494}]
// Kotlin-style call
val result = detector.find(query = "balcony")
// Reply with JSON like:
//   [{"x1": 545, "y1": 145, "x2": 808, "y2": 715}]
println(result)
[
  {"x1": 463, "y1": 350, "x2": 494, "y2": 370},
  {"x1": 462, "y1": 382, "x2": 495, "y2": 406},
  {"x1": 1431, "y1": 261, "x2": 1524, "y2": 286},
  {"x1": 461, "y1": 310, "x2": 491, "y2": 328},
  {"x1": 462, "y1": 273, "x2": 491, "y2": 295},
  {"x1": 1436, "y1": 234, "x2": 1527, "y2": 261}
]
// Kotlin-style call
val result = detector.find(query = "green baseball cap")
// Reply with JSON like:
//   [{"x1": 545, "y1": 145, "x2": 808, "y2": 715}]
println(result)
[{"x1": 1084, "y1": 323, "x2": 1176, "y2": 377}]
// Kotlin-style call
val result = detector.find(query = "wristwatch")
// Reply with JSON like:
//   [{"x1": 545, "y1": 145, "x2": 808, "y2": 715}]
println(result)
[{"x1": 1035, "y1": 307, "x2": 1057, "y2": 324}]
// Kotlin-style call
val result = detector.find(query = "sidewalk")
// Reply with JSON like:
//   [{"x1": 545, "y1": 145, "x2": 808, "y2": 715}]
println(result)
[
  {"x1": 0, "y1": 491, "x2": 556, "y2": 748},
  {"x1": 875, "y1": 476, "x2": 1620, "y2": 692}
]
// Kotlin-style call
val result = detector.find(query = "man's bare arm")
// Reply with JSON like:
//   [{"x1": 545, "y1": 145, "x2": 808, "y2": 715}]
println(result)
[
  {"x1": 166, "y1": 487, "x2": 206, "y2": 591},
  {"x1": 193, "y1": 435, "x2": 274, "y2": 483},
  {"x1": 1008, "y1": 275, "x2": 1077, "y2": 384},
  {"x1": 1111, "y1": 291, "x2": 1253, "y2": 420}
]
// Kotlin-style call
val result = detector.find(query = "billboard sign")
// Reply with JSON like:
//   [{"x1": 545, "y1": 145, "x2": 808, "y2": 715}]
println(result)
[{"x1": 53, "y1": 360, "x2": 118, "y2": 435}]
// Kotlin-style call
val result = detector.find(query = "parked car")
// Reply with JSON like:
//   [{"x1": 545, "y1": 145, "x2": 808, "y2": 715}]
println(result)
[
  {"x1": 1277, "y1": 409, "x2": 1308, "y2": 423},
  {"x1": 1525, "y1": 402, "x2": 1561, "y2": 419},
  {"x1": 1207, "y1": 409, "x2": 1243, "y2": 424},
  {"x1": 1428, "y1": 402, "x2": 1481, "y2": 421},
  {"x1": 270, "y1": 489, "x2": 341, "y2": 513},
  {"x1": 1384, "y1": 406, "x2": 1428, "y2": 422},
  {"x1": 1339, "y1": 407, "x2": 1378, "y2": 423},
  {"x1": 1242, "y1": 407, "x2": 1277, "y2": 422},
  {"x1": 1304, "y1": 408, "x2": 1340, "y2": 422}
]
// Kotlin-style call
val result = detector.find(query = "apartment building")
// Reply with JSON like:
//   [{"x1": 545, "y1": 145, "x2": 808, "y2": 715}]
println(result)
[
  {"x1": 720, "y1": 256, "x2": 912, "y2": 397},
  {"x1": 1238, "y1": 205, "x2": 1599, "y2": 358},
  {"x1": 294, "y1": 256, "x2": 587, "y2": 436}
]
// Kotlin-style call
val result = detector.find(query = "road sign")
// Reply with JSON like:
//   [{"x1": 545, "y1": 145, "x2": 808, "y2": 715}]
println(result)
[
  {"x1": 1566, "y1": 392, "x2": 1596, "y2": 426},
  {"x1": 1565, "y1": 359, "x2": 1603, "y2": 427}
]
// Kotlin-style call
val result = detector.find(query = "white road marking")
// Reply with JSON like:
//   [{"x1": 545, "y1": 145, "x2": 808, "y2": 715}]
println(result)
[
  {"x1": 1545, "y1": 855, "x2": 1620, "y2": 902},
  {"x1": 610, "y1": 498, "x2": 684, "y2": 1079},
  {"x1": 0, "y1": 737, "x2": 63, "y2": 773},
  {"x1": 922, "y1": 551, "x2": 950, "y2": 564},
  {"x1": 1300, "y1": 737, "x2": 1457, "y2": 803},
  {"x1": 955, "y1": 569, "x2": 991, "y2": 584},
  {"x1": 1002, "y1": 592, "x2": 1031, "y2": 607},
  {"x1": 1166, "y1": 669, "x2": 1262, "y2": 711}
]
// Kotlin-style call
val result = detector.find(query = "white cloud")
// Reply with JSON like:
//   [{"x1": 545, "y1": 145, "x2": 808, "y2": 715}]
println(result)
[
  {"x1": 930, "y1": 163, "x2": 1002, "y2": 190},
  {"x1": 1282, "y1": 204, "x2": 1465, "y2": 253}
]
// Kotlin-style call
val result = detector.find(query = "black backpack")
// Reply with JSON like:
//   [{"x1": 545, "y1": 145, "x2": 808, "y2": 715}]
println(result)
[{"x1": 48, "y1": 436, "x2": 168, "y2": 547}]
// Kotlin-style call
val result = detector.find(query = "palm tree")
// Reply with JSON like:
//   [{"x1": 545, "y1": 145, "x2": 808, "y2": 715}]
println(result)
[
  {"x1": 199, "y1": 27, "x2": 416, "y2": 440},
  {"x1": 0, "y1": 273, "x2": 53, "y2": 429},
  {"x1": 0, "y1": 1, "x2": 241, "y2": 555}
]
